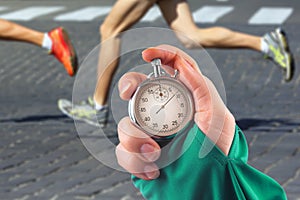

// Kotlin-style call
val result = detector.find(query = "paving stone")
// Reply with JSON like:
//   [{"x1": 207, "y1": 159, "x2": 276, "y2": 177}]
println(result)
[{"x1": 0, "y1": 17, "x2": 299, "y2": 200}]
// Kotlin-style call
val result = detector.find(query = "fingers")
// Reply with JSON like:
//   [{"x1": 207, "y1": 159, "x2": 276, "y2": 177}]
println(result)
[
  {"x1": 116, "y1": 144, "x2": 160, "y2": 180},
  {"x1": 142, "y1": 45, "x2": 206, "y2": 91},
  {"x1": 119, "y1": 45, "x2": 207, "y2": 100},
  {"x1": 117, "y1": 71, "x2": 161, "y2": 180},
  {"x1": 118, "y1": 72, "x2": 147, "y2": 101},
  {"x1": 116, "y1": 117, "x2": 161, "y2": 180},
  {"x1": 117, "y1": 117, "x2": 161, "y2": 156},
  {"x1": 142, "y1": 44, "x2": 201, "y2": 73}
]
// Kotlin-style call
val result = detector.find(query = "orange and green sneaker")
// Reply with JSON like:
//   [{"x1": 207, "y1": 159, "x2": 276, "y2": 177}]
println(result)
[{"x1": 48, "y1": 27, "x2": 78, "y2": 76}]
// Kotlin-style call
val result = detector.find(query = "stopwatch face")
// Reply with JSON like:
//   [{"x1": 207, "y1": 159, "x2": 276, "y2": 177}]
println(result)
[{"x1": 129, "y1": 77, "x2": 194, "y2": 137}]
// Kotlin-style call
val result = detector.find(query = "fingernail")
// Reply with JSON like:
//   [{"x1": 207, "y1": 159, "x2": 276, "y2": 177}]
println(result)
[
  {"x1": 144, "y1": 165, "x2": 160, "y2": 179},
  {"x1": 120, "y1": 79, "x2": 132, "y2": 94},
  {"x1": 140, "y1": 144, "x2": 160, "y2": 162}
]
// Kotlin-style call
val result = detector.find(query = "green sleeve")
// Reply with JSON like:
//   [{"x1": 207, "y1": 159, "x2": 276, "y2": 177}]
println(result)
[{"x1": 132, "y1": 124, "x2": 287, "y2": 200}]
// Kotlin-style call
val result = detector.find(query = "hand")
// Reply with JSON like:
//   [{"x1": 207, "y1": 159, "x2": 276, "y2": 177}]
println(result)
[{"x1": 116, "y1": 45, "x2": 236, "y2": 180}]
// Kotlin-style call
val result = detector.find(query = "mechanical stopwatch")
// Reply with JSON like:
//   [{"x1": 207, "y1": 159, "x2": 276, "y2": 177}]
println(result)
[{"x1": 128, "y1": 59, "x2": 194, "y2": 144}]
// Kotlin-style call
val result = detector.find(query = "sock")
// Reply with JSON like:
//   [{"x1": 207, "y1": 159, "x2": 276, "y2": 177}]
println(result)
[
  {"x1": 42, "y1": 33, "x2": 52, "y2": 51},
  {"x1": 260, "y1": 38, "x2": 269, "y2": 54},
  {"x1": 94, "y1": 98, "x2": 107, "y2": 111}
]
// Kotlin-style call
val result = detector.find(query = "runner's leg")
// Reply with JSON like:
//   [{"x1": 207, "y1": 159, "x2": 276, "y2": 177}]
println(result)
[
  {"x1": 158, "y1": 0, "x2": 261, "y2": 50},
  {"x1": 94, "y1": 0, "x2": 158, "y2": 106},
  {"x1": 0, "y1": 19, "x2": 43, "y2": 46}
]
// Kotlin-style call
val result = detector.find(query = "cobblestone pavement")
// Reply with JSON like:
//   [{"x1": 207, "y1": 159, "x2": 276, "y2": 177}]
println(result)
[{"x1": 0, "y1": 19, "x2": 299, "y2": 200}]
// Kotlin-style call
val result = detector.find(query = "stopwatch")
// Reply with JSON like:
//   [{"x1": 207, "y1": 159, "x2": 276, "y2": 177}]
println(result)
[{"x1": 128, "y1": 59, "x2": 194, "y2": 144}]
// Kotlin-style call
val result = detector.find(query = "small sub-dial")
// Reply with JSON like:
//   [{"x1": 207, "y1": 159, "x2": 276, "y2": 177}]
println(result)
[{"x1": 153, "y1": 86, "x2": 169, "y2": 103}]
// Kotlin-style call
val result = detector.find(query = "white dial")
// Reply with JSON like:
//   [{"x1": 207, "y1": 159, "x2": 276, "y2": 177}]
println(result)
[{"x1": 129, "y1": 76, "x2": 194, "y2": 137}]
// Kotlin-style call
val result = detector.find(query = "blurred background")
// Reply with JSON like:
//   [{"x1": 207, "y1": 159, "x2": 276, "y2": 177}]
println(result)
[{"x1": 0, "y1": 0, "x2": 299, "y2": 199}]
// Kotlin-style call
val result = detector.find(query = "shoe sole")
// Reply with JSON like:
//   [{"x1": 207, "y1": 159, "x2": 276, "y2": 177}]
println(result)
[
  {"x1": 275, "y1": 28, "x2": 295, "y2": 82},
  {"x1": 285, "y1": 53, "x2": 295, "y2": 82},
  {"x1": 59, "y1": 28, "x2": 78, "y2": 76}
]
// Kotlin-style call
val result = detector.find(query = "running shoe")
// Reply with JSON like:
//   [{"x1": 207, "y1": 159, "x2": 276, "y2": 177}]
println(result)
[
  {"x1": 58, "y1": 98, "x2": 108, "y2": 128},
  {"x1": 48, "y1": 27, "x2": 78, "y2": 76},
  {"x1": 263, "y1": 28, "x2": 294, "y2": 82}
]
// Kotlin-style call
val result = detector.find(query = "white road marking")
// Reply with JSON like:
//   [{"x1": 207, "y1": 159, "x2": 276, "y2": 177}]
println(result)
[
  {"x1": 0, "y1": 6, "x2": 65, "y2": 21},
  {"x1": 248, "y1": 7, "x2": 293, "y2": 24},
  {"x1": 141, "y1": 6, "x2": 161, "y2": 22},
  {"x1": 193, "y1": 6, "x2": 234, "y2": 23},
  {"x1": 54, "y1": 6, "x2": 111, "y2": 21},
  {"x1": 0, "y1": 6, "x2": 8, "y2": 12},
  {"x1": 0, "y1": 5, "x2": 295, "y2": 26}
]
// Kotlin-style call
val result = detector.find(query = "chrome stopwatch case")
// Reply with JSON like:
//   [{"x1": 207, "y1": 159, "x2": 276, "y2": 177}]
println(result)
[{"x1": 128, "y1": 59, "x2": 194, "y2": 140}]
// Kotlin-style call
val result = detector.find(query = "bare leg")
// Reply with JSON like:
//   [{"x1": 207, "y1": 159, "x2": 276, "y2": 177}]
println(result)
[
  {"x1": 0, "y1": 19, "x2": 44, "y2": 46},
  {"x1": 94, "y1": 0, "x2": 157, "y2": 106},
  {"x1": 158, "y1": 0, "x2": 261, "y2": 51}
]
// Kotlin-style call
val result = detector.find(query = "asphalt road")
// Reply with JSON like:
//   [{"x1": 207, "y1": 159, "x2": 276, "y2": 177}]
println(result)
[{"x1": 0, "y1": 0, "x2": 300, "y2": 199}]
